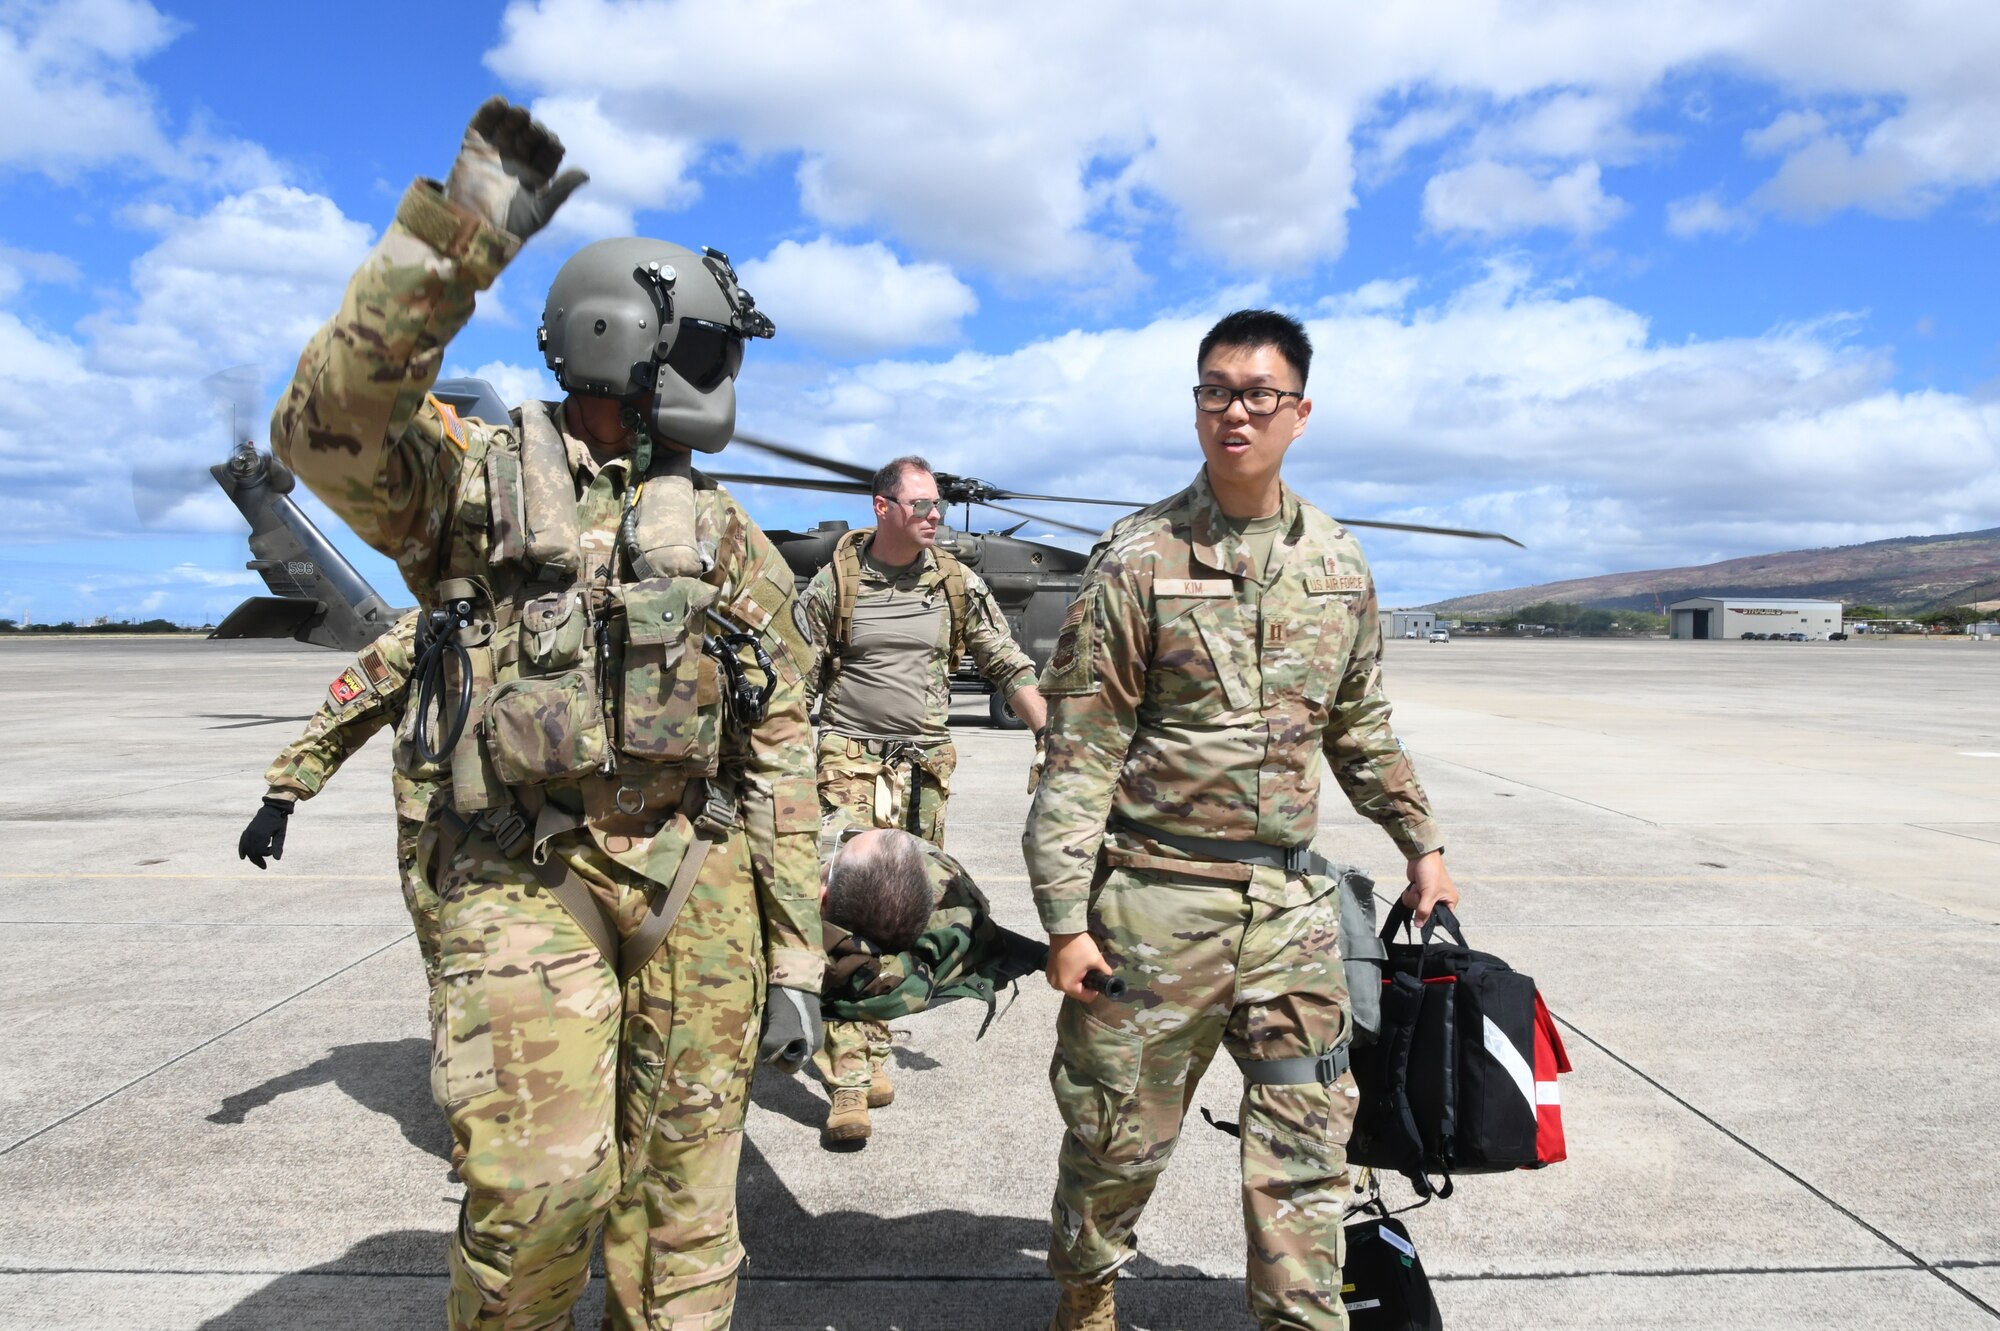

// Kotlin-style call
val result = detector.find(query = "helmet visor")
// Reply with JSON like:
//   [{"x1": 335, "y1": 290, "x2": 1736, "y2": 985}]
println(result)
[{"x1": 666, "y1": 319, "x2": 744, "y2": 392}]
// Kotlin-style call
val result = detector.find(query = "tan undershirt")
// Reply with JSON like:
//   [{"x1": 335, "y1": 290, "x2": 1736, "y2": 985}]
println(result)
[
  {"x1": 1222, "y1": 510, "x2": 1289, "y2": 583},
  {"x1": 820, "y1": 551, "x2": 949, "y2": 741}
]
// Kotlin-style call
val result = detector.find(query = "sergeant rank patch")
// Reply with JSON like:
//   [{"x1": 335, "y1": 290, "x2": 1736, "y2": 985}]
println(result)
[{"x1": 328, "y1": 667, "x2": 368, "y2": 705}]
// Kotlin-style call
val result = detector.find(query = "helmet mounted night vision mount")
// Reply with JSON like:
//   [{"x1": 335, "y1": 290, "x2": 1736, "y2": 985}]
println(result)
[{"x1": 538, "y1": 238, "x2": 776, "y2": 453}]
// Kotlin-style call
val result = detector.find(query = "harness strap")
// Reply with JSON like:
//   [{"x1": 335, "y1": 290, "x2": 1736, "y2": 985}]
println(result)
[
  {"x1": 1240, "y1": 1044, "x2": 1351, "y2": 1086},
  {"x1": 435, "y1": 779, "x2": 732, "y2": 985},
  {"x1": 826, "y1": 528, "x2": 970, "y2": 687},
  {"x1": 1201, "y1": 1045, "x2": 1354, "y2": 1139}
]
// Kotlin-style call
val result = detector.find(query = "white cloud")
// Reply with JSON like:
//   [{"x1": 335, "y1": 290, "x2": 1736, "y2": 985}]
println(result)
[
  {"x1": 0, "y1": 245, "x2": 80, "y2": 304},
  {"x1": 0, "y1": 0, "x2": 277, "y2": 185},
  {"x1": 529, "y1": 92, "x2": 702, "y2": 240},
  {"x1": 1745, "y1": 109, "x2": 1831, "y2": 158},
  {"x1": 733, "y1": 268, "x2": 1998, "y2": 607},
  {"x1": 484, "y1": 1, "x2": 2000, "y2": 271},
  {"x1": 85, "y1": 185, "x2": 374, "y2": 377},
  {"x1": 0, "y1": 185, "x2": 374, "y2": 548},
  {"x1": 1666, "y1": 191, "x2": 1754, "y2": 238},
  {"x1": 1423, "y1": 160, "x2": 1625, "y2": 238},
  {"x1": 445, "y1": 359, "x2": 559, "y2": 408},
  {"x1": 739, "y1": 237, "x2": 976, "y2": 355}
]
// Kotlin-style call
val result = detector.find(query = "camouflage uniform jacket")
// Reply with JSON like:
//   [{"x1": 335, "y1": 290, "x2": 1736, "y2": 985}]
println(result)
[
  {"x1": 270, "y1": 179, "x2": 822, "y2": 991},
  {"x1": 1024, "y1": 468, "x2": 1442, "y2": 935},
  {"x1": 800, "y1": 533, "x2": 1035, "y2": 742},
  {"x1": 264, "y1": 609, "x2": 441, "y2": 821},
  {"x1": 821, "y1": 839, "x2": 1043, "y2": 1025}
]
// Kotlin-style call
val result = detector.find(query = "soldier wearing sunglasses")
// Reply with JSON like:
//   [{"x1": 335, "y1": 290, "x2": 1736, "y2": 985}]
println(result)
[{"x1": 797, "y1": 454, "x2": 1048, "y2": 1144}]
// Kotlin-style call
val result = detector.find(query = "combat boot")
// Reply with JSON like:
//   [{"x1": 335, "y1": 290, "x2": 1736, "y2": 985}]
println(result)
[
  {"x1": 1047, "y1": 1276, "x2": 1117, "y2": 1331},
  {"x1": 823, "y1": 1086, "x2": 871, "y2": 1145},
  {"x1": 868, "y1": 1060, "x2": 895, "y2": 1108}
]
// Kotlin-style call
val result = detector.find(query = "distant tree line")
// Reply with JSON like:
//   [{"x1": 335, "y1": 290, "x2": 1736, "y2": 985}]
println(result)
[
  {"x1": 1846, "y1": 605, "x2": 1992, "y2": 629},
  {"x1": 0, "y1": 618, "x2": 194, "y2": 634},
  {"x1": 1467, "y1": 602, "x2": 1666, "y2": 636}
]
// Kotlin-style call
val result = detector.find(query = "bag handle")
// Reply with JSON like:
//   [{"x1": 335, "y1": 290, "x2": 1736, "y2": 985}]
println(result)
[{"x1": 1379, "y1": 899, "x2": 1467, "y2": 980}]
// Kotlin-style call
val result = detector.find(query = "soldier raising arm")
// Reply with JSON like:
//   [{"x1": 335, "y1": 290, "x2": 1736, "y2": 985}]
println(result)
[
  {"x1": 271, "y1": 98, "x2": 820, "y2": 1330},
  {"x1": 1025, "y1": 309, "x2": 1458, "y2": 1331}
]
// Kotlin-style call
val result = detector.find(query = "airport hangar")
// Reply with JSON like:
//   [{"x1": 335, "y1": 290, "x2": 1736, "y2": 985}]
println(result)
[
  {"x1": 1669, "y1": 596, "x2": 1843, "y2": 640},
  {"x1": 1389, "y1": 610, "x2": 1437, "y2": 638}
]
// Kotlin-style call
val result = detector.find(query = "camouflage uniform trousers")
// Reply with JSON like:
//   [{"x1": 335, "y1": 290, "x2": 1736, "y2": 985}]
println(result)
[
  {"x1": 395, "y1": 813, "x2": 443, "y2": 985},
  {"x1": 812, "y1": 732, "x2": 956, "y2": 1092},
  {"x1": 1049, "y1": 866, "x2": 1357, "y2": 1331},
  {"x1": 431, "y1": 821, "x2": 764, "y2": 1331}
]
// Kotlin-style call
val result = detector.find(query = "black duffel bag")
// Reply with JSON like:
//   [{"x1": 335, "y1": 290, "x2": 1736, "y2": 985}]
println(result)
[{"x1": 1347, "y1": 901, "x2": 1548, "y2": 1196}]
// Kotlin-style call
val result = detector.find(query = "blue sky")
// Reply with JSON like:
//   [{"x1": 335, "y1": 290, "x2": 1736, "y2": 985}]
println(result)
[{"x1": 4, "y1": 0, "x2": 1998, "y2": 625}]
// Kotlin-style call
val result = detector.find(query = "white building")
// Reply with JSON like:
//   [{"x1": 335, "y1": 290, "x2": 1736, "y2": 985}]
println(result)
[
  {"x1": 1389, "y1": 611, "x2": 1437, "y2": 639},
  {"x1": 1668, "y1": 597, "x2": 1843, "y2": 641}
]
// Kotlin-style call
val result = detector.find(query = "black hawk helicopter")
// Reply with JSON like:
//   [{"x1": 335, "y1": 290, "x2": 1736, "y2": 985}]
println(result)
[{"x1": 200, "y1": 377, "x2": 1522, "y2": 728}]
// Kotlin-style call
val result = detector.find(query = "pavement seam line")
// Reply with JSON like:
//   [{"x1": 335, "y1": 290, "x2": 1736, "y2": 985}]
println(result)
[
  {"x1": 5, "y1": 1260, "x2": 1995, "y2": 1283},
  {"x1": 1413, "y1": 752, "x2": 1654, "y2": 825},
  {"x1": 1553, "y1": 1013, "x2": 2000, "y2": 1322},
  {"x1": 0, "y1": 930, "x2": 413, "y2": 1159}
]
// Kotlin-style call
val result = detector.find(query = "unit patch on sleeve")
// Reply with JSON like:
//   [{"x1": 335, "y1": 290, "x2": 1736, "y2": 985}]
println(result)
[{"x1": 328, "y1": 667, "x2": 369, "y2": 706}]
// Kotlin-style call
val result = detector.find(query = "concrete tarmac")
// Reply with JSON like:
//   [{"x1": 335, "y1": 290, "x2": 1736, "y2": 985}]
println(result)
[{"x1": 1, "y1": 635, "x2": 1995, "y2": 1329}]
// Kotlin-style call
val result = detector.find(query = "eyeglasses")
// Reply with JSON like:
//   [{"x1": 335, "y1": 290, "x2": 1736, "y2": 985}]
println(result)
[
  {"x1": 1192, "y1": 385, "x2": 1304, "y2": 415},
  {"x1": 882, "y1": 496, "x2": 941, "y2": 518}
]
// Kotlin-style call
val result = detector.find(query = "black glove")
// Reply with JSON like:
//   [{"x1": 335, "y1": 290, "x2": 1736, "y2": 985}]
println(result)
[
  {"x1": 444, "y1": 96, "x2": 589, "y2": 241},
  {"x1": 757, "y1": 986, "x2": 824, "y2": 1075},
  {"x1": 238, "y1": 797, "x2": 293, "y2": 869}
]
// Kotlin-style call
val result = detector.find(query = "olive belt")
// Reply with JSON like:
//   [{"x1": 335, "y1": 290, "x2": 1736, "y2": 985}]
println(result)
[
  {"x1": 1109, "y1": 813, "x2": 1359, "y2": 1096},
  {"x1": 1109, "y1": 814, "x2": 1329, "y2": 877},
  {"x1": 435, "y1": 778, "x2": 737, "y2": 986}
]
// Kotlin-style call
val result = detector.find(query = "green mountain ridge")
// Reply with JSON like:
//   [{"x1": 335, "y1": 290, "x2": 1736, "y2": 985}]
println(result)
[{"x1": 1424, "y1": 527, "x2": 2000, "y2": 616}]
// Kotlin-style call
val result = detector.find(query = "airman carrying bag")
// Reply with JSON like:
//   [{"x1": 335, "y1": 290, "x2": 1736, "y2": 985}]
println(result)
[{"x1": 1347, "y1": 902, "x2": 1570, "y2": 1197}]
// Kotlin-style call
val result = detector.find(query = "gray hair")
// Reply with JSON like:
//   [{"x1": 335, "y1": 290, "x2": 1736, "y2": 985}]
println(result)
[{"x1": 825, "y1": 828, "x2": 932, "y2": 953}]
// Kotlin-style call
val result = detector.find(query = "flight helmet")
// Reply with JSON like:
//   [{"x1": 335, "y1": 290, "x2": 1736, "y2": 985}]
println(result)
[{"x1": 537, "y1": 238, "x2": 775, "y2": 453}]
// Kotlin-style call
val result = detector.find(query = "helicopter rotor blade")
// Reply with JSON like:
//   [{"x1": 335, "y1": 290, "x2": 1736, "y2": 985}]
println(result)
[
  {"x1": 707, "y1": 471, "x2": 874, "y2": 496},
  {"x1": 1335, "y1": 517, "x2": 1524, "y2": 547},
  {"x1": 977, "y1": 488, "x2": 1143, "y2": 508},
  {"x1": 134, "y1": 364, "x2": 267, "y2": 527},
  {"x1": 973, "y1": 500, "x2": 1103, "y2": 538},
  {"x1": 729, "y1": 433, "x2": 875, "y2": 484}
]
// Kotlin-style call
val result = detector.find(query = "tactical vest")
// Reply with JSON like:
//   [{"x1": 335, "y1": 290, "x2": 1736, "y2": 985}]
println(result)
[
  {"x1": 821, "y1": 526, "x2": 970, "y2": 696},
  {"x1": 407, "y1": 397, "x2": 777, "y2": 823}
]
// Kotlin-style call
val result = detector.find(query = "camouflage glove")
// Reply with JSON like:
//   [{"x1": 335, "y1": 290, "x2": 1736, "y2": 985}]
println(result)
[
  {"x1": 237, "y1": 796, "x2": 293, "y2": 870},
  {"x1": 444, "y1": 96, "x2": 589, "y2": 241},
  {"x1": 758, "y1": 985, "x2": 823, "y2": 1075}
]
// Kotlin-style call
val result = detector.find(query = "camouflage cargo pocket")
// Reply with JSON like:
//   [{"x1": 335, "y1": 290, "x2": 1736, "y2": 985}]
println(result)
[
  {"x1": 1052, "y1": 998, "x2": 1145, "y2": 1160},
  {"x1": 618, "y1": 1012, "x2": 669, "y2": 1188},
  {"x1": 481, "y1": 669, "x2": 608, "y2": 785},
  {"x1": 431, "y1": 927, "x2": 498, "y2": 1106},
  {"x1": 519, "y1": 587, "x2": 588, "y2": 670},
  {"x1": 618, "y1": 578, "x2": 721, "y2": 768}
]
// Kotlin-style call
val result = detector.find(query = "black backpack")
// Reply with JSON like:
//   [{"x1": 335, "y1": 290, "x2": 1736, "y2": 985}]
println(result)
[{"x1": 1347, "y1": 902, "x2": 1551, "y2": 1197}]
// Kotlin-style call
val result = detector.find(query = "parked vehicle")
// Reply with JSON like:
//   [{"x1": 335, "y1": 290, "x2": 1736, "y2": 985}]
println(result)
[{"x1": 1428, "y1": 629, "x2": 1450, "y2": 643}]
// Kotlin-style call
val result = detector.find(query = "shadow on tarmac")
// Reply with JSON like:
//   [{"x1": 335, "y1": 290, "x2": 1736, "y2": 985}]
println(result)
[
  {"x1": 208, "y1": 1039, "x2": 452, "y2": 1163},
  {"x1": 196, "y1": 1062, "x2": 1243, "y2": 1329}
]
